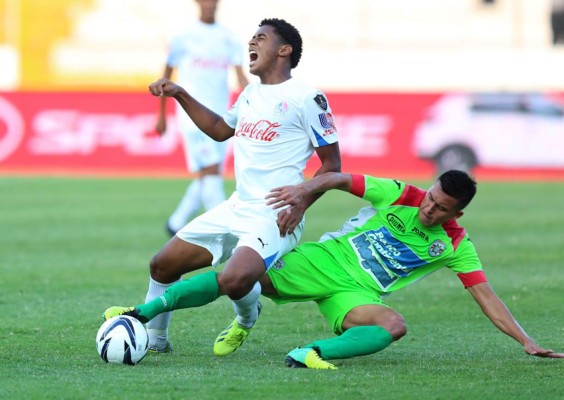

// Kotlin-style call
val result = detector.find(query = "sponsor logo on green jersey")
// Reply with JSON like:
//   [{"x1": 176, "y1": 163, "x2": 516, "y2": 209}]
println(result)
[{"x1": 386, "y1": 213, "x2": 406, "y2": 234}]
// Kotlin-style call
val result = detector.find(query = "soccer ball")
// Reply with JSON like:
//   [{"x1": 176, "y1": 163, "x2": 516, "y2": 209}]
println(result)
[{"x1": 96, "y1": 315, "x2": 149, "y2": 365}]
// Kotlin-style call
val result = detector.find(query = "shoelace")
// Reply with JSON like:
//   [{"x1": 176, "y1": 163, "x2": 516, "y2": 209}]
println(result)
[{"x1": 224, "y1": 328, "x2": 246, "y2": 346}]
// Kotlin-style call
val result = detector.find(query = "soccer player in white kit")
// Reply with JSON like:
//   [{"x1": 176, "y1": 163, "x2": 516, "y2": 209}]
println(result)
[
  {"x1": 156, "y1": 0, "x2": 248, "y2": 235},
  {"x1": 104, "y1": 18, "x2": 341, "y2": 355}
]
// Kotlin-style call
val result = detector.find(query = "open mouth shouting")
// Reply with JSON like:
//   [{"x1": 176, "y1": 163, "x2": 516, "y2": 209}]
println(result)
[{"x1": 249, "y1": 50, "x2": 258, "y2": 68}]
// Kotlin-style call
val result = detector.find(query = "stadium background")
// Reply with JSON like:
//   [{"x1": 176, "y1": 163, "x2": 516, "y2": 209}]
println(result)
[{"x1": 1, "y1": 0, "x2": 563, "y2": 179}]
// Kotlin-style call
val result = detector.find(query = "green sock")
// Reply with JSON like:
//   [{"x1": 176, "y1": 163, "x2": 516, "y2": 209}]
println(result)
[
  {"x1": 305, "y1": 325, "x2": 393, "y2": 360},
  {"x1": 136, "y1": 271, "x2": 220, "y2": 321}
]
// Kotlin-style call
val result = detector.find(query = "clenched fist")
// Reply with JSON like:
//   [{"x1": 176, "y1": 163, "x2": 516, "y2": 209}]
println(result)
[{"x1": 148, "y1": 78, "x2": 183, "y2": 98}]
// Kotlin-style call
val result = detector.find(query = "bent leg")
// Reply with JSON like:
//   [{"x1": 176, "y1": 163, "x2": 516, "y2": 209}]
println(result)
[
  {"x1": 136, "y1": 271, "x2": 221, "y2": 321},
  {"x1": 306, "y1": 325, "x2": 392, "y2": 360},
  {"x1": 217, "y1": 246, "x2": 266, "y2": 328},
  {"x1": 342, "y1": 304, "x2": 407, "y2": 340},
  {"x1": 212, "y1": 247, "x2": 266, "y2": 356},
  {"x1": 145, "y1": 236, "x2": 214, "y2": 350},
  {"x1": 305, "y1": 304, "x2": 405, "y2": 360},
  {"x1": 301, "y1": 305, "x2": 405, "y2": 361},
  {"x1": 150, "y1": 236, "x2": 214, "y2": 283}
]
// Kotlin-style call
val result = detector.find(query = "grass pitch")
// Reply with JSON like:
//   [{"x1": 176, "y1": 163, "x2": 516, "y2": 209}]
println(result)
[{"x1": 0, "y1": 176, "x2": 562, "y2": 400}]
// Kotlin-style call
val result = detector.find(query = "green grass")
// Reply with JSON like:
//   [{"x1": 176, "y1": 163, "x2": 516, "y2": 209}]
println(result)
[{"x1": 0, "y1": 176, "x2": 563, "y2": 400}]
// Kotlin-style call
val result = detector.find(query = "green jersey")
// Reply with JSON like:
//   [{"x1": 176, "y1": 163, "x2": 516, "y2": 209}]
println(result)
[{"x1": 315, "y1": 175, "x2": 484, "y2": 294}]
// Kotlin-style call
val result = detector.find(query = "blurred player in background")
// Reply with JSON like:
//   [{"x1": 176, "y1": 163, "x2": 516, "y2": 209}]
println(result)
[
  {"x1": 106, "y1": 18, "x2": 341, "y2": 354},
  {"x1": 551, "y1": 0, "x2": 564, "y2": 45},
  {"x1": 157, "y1": 0, "x2": 248, "y2": 236}
]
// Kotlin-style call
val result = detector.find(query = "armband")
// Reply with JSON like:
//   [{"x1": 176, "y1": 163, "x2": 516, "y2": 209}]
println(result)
[
  {"x1": 350, "y1": 174, "x2": 366, "y2": 197},
  {"x1": 457, "y1": 270, "x2": 487, "y2": 288}
]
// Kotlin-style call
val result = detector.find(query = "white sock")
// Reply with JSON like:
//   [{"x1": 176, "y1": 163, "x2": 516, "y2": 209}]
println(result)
[
  {"x1": 232, "y1": 281, "x2": 262, "y2": 328},
  {"x1": 168, "y1": 180, "x2": 202, "y2": 232},
  {"x1": 200, "y1": 175, "x2": 225, "y2": 210},
  {"x1": 145, "y1": 277, "x2": 181, "y2": 350}
]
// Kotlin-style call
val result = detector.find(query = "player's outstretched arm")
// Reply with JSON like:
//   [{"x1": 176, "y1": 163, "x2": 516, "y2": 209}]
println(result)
[
  {"x1": 467, "y1": 282, "x2": 564, "y2": 358},
  {"x1": 270, "y1": 145, "x2": 342, "y2": 236},
  {"x1": 266, "y1": 171, "x2": 352, "y2": 210},
  {"x1": 148, "y1": 78, "x2": 234, "y2": 141}
]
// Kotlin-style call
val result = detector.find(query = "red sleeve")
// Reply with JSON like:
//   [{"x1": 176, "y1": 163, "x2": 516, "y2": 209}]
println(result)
[
  {"x1": 350, "y1": 174, "x2": 366, "y2": 197},
  {"x1": 442, "y1": 219, "x2": 467, "y2": 251},
  {"x1": 457, "y1": 270, "x2": 488, "y2": 288},
  {"x1": 392, "y1": 184, "x2": 425, "y2": 207}
]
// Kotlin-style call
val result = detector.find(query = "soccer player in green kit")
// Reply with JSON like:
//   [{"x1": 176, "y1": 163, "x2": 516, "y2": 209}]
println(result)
[
  {"x1": 104, "y1": 170, "x2": 563, "y2": 368},
  {"x1": 263, "y1": 170, "x2": 563, "y2": 368}
]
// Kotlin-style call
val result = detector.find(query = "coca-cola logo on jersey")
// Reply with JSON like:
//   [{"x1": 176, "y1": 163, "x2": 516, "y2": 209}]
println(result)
[
  {"x1": 234, "y1": 118, "x2": 280, "y2": 142},
  {"x1": 192, "y1": 58, "x2": 230, "y2": 69}
]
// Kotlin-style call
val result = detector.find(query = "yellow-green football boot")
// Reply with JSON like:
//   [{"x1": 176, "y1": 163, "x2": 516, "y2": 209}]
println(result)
[{"x1": 285, "y1": 348, "x2": 337, "y2": 370}]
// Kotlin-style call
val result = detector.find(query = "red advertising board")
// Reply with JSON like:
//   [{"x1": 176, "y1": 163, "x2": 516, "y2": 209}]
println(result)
[{"x1": 1, "y1": 91, "x2": 563, "y2": 180}]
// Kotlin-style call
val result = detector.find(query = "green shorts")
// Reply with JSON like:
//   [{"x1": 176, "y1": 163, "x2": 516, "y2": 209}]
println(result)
[{"x1": 265, "y1": 242, "x2": 386, "y2": 335}]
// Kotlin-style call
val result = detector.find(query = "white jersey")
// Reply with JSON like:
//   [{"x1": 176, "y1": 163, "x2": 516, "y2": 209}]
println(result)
[
  {"x1": 167, "y1": 20, "x2": 244, "y2": 131},
  {"x1": 223, "y1": 78, "x2": 339, "y2": 202}
]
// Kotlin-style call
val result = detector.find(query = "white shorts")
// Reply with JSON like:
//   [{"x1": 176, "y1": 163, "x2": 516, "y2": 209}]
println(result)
[
  {"x1": 180, "y1": 127, "x2": 228, "y2": 173},
  {"x1": 176, "y1": 192, "x2": 304, "y2": 269}
]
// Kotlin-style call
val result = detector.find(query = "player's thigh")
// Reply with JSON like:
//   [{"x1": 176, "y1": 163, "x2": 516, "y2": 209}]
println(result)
[
  {"x1": 317, "y1": 291, "x2": 388, "y2": 335},
  {"x1": 176, "y1": 199, "x2": 237, "y2": 267},
  {"x1": 218, "y1": 246, "x2": 267, "y2": 297},
  {"x1": 342, "y1": 304, "x2": 404, "y2": 330},
  {"x1": 267, "y1": 244, "x2": 347, "y2": 300},
  {"x1": 266, "y1": 251, "x2": 329, "y2": 300},
  {"x1": 233, "y1": 206, "x2": 303, "y2": 270},
  {"x1": 152, "y1": 236, "x2": 213, "y2": 276}
]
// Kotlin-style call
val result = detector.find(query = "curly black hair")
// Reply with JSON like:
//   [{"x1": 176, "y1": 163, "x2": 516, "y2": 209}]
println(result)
[{"x1": 259, "y1": 18, "x2": 303, "y2": 69}]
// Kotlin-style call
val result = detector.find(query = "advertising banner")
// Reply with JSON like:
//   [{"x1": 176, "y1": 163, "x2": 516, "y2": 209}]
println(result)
[{"x1": 1, "y1": 91, "x2": 563, "y2": 180}]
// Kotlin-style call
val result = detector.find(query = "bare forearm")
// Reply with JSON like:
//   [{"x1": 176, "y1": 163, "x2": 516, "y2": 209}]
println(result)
[
  {"x1": 468, "y1": 282, "x2": 564, "y2": 357},
  {"x1": 468, "y1": 283, "x2": 531, "y2": 345},
  {"x1": 482, "y1": 298, "x2": 530, "y2": 345},
  {"x1": 266, "y1": 145, "x2": 341, "y2": 236},
  {"x1": 173, "y1": 90, "x2": 229, "y2": 141},
  {"x1": 301, "y1": 172, "x2": 352, "y2": 197},
  {"x1": 297, "y1": 157, "x2": 342, "y2": 208}
]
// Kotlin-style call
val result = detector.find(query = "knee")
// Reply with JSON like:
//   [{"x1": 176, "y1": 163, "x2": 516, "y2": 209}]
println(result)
[
  {"x1": 217, "y1": 271, "x2": 255, "y2": 299},
  {"x1": 343, "y1": 305, "x2": 407, "y2": 341},
  {"x1": 386, "y1": 313, "x2": 407, "y2": 341},
  {"x1": 149, "y1": 253, "x2": 177, "y2": 283}
]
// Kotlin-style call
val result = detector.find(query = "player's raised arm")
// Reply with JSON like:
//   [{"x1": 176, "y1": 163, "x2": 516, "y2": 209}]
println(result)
[
  {"x1": 148, "y1": 78, "x2": 234, "y2": 142},
  {"x1": 466, "y1": 282, "x2": 564, "y2": 358}
]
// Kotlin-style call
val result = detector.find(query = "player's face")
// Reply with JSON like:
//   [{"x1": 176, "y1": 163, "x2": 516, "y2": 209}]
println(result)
[
  {"x1": 418, "y1": 183, "x2": 463, "y2": 227},
  {"x1": 248, "y1": 25, "x2": 285, "y2": 76}
]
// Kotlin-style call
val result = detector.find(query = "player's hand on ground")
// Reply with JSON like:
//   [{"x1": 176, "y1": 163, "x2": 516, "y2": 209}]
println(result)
[
  {"x1": 541, "y1": 352, "x2": 564, "y2": 358},
  {"x1": 148, "y1": 78, "x2": 182, "y2": 98},
  {"x1": 276, "y1": 203, "x2": 306, "y2": 236},
  {"x1": 529, "y1": 351, "x2": 564, "y2": 358},
  {"x1": 266, "y1": 185, "x2": 308, "y2": 209},
  {"x1": 524, "y1": 342, "x2": 564, "y2": 358}
]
